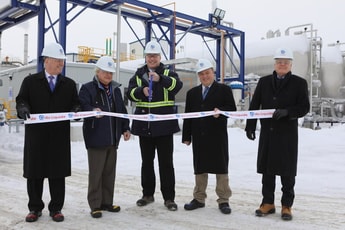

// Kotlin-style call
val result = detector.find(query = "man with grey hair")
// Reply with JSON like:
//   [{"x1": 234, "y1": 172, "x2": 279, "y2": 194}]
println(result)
[
  {"x1": 79, "y1": 56, "x2": 130, "y2": 218},
  {"x1": 16, "y1": 42, "x2": 80, "y2": 223},
  {"x1": 245, "y1": 47, "x2": 310, "y2": 221}
]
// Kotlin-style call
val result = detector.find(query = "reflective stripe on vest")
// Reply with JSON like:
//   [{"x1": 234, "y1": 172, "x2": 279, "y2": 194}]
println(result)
[{"x1": 130, "y1": 69, "x2": 176, "y2": 107}]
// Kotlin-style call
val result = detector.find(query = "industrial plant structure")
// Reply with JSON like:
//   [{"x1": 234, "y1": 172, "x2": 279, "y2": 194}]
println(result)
[{"x1": 0, "y1": 1, "x2": 345, "y2": 129}]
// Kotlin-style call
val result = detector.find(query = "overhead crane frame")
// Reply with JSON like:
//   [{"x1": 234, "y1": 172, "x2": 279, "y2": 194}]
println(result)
[{"x1": 0, "y1": 0, "x2": 245, "y2": 86}]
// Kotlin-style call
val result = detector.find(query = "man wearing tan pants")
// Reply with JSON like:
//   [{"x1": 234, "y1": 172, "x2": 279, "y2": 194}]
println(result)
[{"x1": 182, "y1": 59, "x2": 237, "y2": 214}]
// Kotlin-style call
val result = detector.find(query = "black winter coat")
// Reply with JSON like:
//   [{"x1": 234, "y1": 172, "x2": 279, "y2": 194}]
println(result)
[
  {"x1": 182, "y1": 81, "x2": 237, "y2": 174},
  {"x1": 79, "y1": 77, "x2": 130, "y2": 149},
  {"x1": 16, "y1": 71, "x2": 80, "y2": 179},
  {"x1": 245, "y1": 71, "x2": 310, "y2": 176},
  {"x1": 127, "y1": 63, "x2": 183, "y2": 137}
]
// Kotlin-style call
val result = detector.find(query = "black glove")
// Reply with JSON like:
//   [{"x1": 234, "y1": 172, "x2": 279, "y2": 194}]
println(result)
[
  {"x1": 17, "y1": 106, "x2": 31, "y2": 120},
  {"x1": 71, "y1": 105, "x2": 81, "y2": 113},
  {"x1": 246, "y1": 130, "x2": 256, "y2": 140},
  {"x1": 272, "y1": 109, "x2": 288, "y2": 120},
  {"x1": 71, "y1": 105, "x2": 82, "y2": 121}
]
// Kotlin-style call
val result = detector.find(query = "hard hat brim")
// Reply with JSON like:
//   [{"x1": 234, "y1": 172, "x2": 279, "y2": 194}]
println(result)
[{"x1": 196, "y1": 66, "x2": 213, "y2": 73}]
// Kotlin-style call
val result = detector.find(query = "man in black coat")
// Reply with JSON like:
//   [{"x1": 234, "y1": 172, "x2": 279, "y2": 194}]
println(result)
[
  {"x1": 182, "y1": 59, "x2": 237, "y2": 214},
  {"x1": 16, "y1": 42, "x2": 80, "y2": 223},
  {"x1": 126, "y1": 40, "x2": 183, "y2": 211},
  {"x1": 245, "y1": 48, "x2": 310, "y2": 221}
]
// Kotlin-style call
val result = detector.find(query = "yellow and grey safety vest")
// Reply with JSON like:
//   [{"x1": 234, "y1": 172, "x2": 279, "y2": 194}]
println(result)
[{"x1": 130, "y1": 69, "x2": 176, "y2": 108}]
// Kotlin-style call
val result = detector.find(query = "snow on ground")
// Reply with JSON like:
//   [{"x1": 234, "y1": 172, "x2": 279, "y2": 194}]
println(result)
[{"x1": 0, "y1": 121, "x2": 345, "y2": 230}]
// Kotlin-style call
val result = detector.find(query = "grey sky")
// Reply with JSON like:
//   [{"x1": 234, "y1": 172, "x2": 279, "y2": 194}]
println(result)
[{"x1": 1, "y1": 0, "x2": 344, "y2": 61}]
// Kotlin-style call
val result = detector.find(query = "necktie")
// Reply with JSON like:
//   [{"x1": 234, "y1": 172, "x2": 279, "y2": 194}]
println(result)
[
  {"x1": 48, "y1": 76, "x2": 55, "y2": 92},
  {"x1": 203, "y1": 86, "x2": 209, "y2": 99},
  {"x1": 104, "y1": 85, "x2": 112, "y2": 103}
]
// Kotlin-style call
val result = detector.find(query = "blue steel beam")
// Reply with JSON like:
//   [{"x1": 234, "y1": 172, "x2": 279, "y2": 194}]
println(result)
[
  {"x1": 0, "y1": 0, "x2": 40, "y2": 31},
  {"x1": 0, "y1": 0, "x2": 245, "y2": 89}
]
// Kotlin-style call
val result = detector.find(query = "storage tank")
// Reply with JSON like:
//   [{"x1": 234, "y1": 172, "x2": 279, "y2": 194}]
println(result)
[
  {"x1": 321, "y1": 45, "x2": 345, "y2": 98},
  {"x1": 243, "y1": 34, "x2": 345, "y2": 99},
  {"x1": 245, "y1": 34, "x2": 310, "y2": 80}
]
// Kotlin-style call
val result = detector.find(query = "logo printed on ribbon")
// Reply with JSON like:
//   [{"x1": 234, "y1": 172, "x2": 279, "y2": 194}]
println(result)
[{"x1": 24, "y1": 109, "x2": 275, "y2": 124}]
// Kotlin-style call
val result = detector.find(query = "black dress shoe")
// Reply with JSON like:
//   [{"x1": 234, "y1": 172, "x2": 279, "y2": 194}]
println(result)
[
  {"x1": 184, "y1": 199, "x2": 205, "y2": 210},
  {"x1": 101, "y1": 204, "x2": 121, "y2": 212},
  {"x1": 25, "y1": 211, "x2": 42, "y2": 222},
  {"x1": 219, "y1": 203, "x2": 231, "y2": 214},
  {"x1": 136, "y1": 196, "x2": 154, "y2": 206},
  {"x1": 50, "y1": 211, "x2": 64, "y2": 222},
  {"x1": 90, "y1": 208, "x2": 102, "y2": 218},
  {"x1": 164, "y1": 200, "x2": 178, "y2": 211}
]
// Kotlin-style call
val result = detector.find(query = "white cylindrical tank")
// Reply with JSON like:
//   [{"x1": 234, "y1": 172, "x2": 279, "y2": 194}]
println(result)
[
  {"x1": 243, "y1": 34, "x2": 345, "y2": 99},
  {"x1": 321, "y1": 45, "x2": 345, "y2": 98},
  {"x1": 229, "y1": 81, "x2": 243, "y2": 110},
  {"x1": 245, "y1": 34, "x2": 310, "y2": 79}
]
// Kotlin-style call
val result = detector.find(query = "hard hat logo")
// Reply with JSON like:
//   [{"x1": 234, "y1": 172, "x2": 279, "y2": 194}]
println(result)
[
  {"x1": 196, "y1": 59, "x2": 213, "y2": 73},
  {"x1": 144, "y1": 40, "x2": 161, "y2": 54},
  {"x1": 96, "y1": 56, "x2": 116, "y2": 73},
  {"x1": 41, "y1": 42, "x2": 66, "y2": 59},
  {"x1": 274, "y1": 47, "x2": 293, "y2": 60}
]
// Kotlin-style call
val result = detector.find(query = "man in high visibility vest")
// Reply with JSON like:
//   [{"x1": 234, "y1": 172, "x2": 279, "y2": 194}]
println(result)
[{"x1": 127, "y1": 40, "x2": 183, "y2": 211}]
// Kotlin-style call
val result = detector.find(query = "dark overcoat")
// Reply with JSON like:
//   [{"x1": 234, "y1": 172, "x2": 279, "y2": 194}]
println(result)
[
  {"x1": 16, "y1": 71, "x2": 80, "y2": 179},
  {"x1": 245, "y1": 71, "x2": 310, "y2": 176},
  {"x1": 79, "y1": 77, "x2": 130, "y2": 149},
  {"x1": 182, "y1": 81, "x2": 237, "y2": 174}
]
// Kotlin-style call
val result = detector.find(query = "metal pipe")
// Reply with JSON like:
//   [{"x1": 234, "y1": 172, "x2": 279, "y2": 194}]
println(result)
[
  {"x1": 220, "y1": 30, "x2": 225, "y2": 83},
  {"x1": 310, "y1": 24, "x2": 313, "y2": 114},
  {"x1": 116, "y1": 4, "x2": 121, "y2": 82},
  {"x1": 24, "y1": 33, "x2": 28, "y2": 65}
]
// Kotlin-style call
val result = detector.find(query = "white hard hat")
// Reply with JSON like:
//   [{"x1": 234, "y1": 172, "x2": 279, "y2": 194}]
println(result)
[
  {"x1": 144, "y1": 40, "x2": 161, "y2": 54},
  {"x1": 196, "y1": 59, "x2": 214, "y2": 73},
  {"x1": 274, "y1": 48, "x2": 293, "y2": 60},
  {"x1": 96, "y1": 56, "x2": 116, "y2": 73},
  {"x1": 41, "y1": 42, "x2": 66, "y2": 59}
]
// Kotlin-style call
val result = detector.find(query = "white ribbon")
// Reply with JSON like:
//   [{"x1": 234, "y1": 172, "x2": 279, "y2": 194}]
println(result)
[{"x1": 24, "y1": 109, "x2": 274, "y2": 124}]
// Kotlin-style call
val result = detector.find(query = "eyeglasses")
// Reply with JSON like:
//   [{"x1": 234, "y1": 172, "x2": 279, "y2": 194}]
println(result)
[{"x1": 275, "y1": 60, "x2": 291, "y2": 65}]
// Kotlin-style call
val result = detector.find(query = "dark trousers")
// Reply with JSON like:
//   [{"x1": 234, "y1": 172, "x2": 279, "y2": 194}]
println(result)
[
  {"x1": 139, "y1": 135, "x2": 175, "y2": 201},
  {"x1": 87, "y1": 146, "x2": 117, "y2": 210},
  {"x1": 27, "y1": 178, "x2": 65, "y2": 212},
  {"x1": 261, "y1": 174, "x2": 295, "y2": 207}
]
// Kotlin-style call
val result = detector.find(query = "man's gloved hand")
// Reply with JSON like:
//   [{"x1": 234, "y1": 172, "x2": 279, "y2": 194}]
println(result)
[
  {"x1": 71, "y1": 105, "x2": 82, "y2": 121},
  {"x1": 17, "y1": 106, "x2": 31, "y2": 120},
  {"x1": 272, "y1": 109, "x2": 288, "y2": 120},
  {"x1": 71, "y1": 105, "x2": 81, "y2": 113},
  {"x1": 246, "y1": 130, "x2": 256, "y2": 140}
]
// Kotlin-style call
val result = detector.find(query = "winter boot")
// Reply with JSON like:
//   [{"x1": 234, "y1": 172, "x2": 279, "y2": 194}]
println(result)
[
  {"x1": 281, "y1": 206, "x2": 292, "y2": 221},
  {"x1": 255, "y1": 203, "x2": 275, "y2": 216}
]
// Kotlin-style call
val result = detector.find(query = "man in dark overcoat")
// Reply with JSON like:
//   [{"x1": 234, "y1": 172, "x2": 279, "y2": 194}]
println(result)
[
  {"x1": 182, "y1": 59, "x2": 237, "y2": 214},
  {"x1": 245, "y1": 47, "x2": 310, "y2": 221},
  {"x1": 16, "y1": 42, "x2": 80, "y2": 223}
]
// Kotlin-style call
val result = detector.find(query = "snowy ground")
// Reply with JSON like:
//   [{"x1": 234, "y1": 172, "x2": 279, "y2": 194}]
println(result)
[{"x1": 0, "y1": 121, "x2": 344, "y2": 230}]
